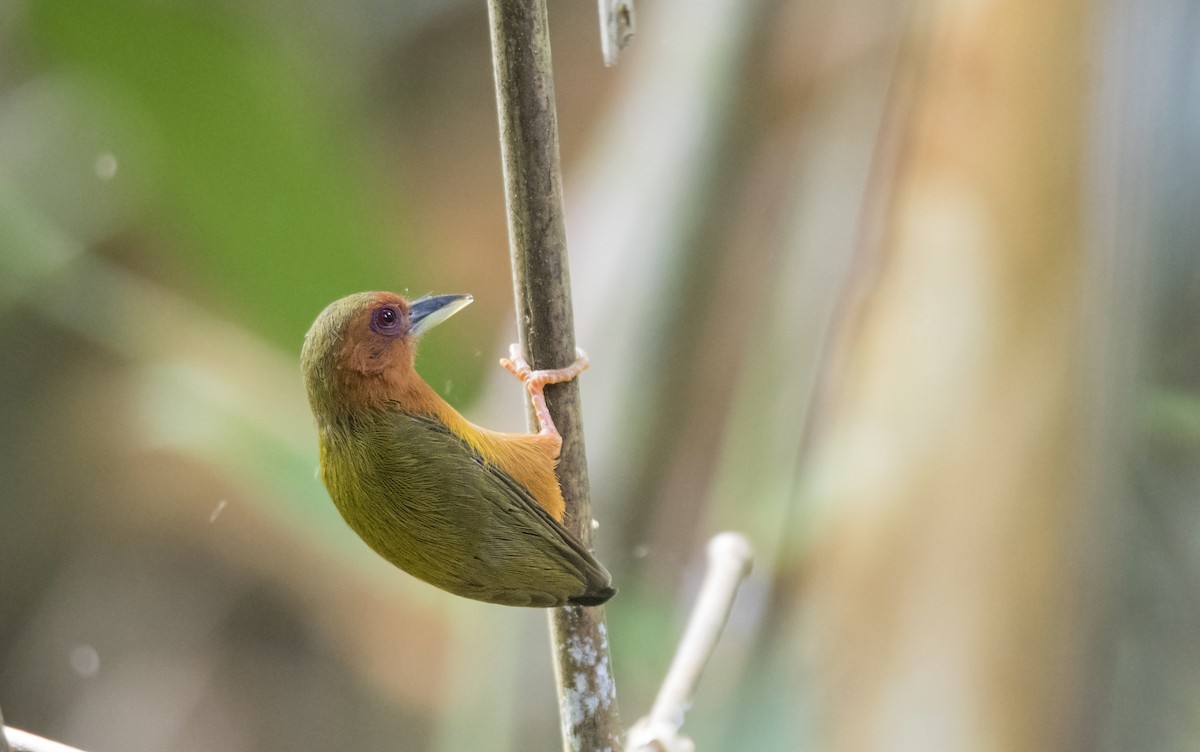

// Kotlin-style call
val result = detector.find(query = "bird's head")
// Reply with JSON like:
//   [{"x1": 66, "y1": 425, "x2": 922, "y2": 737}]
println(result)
[{"x1": 302, "y1": 291, "x2": 473, "y2": 419}]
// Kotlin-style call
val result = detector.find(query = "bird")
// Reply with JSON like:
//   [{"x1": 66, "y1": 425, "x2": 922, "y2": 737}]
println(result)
[{"x1": 301, "y1": 290, "x2": 615, "y2": 607}]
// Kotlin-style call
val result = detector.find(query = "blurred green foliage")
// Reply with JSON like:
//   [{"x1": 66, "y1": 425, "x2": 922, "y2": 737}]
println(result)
[
  {"x1": 28, "y1": 0, "x2": 399, "y2": 346},
  {"x1": 16, "y1": 0, "x2": 493, "y2": 405}
]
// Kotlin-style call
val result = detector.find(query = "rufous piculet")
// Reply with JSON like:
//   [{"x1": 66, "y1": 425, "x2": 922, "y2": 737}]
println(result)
[{"x1": 301, "y1": 291, "x2": 614, "y2": 607}]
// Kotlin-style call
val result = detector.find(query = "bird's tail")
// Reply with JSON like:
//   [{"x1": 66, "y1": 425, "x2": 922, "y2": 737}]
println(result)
[{"x1": 568, "y1": 585, "x2": 616, "y2": 606}]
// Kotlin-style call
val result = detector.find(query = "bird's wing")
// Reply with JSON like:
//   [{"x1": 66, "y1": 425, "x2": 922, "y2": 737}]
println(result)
[{"x1": 366, "y1": 409, "x2": 612, "y2": 606}]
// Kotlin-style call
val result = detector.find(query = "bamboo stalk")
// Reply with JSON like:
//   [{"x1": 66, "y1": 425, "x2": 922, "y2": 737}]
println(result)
[
  {"x1": 484, "y1": 0, "x2": 623, "y2": 749},
  {"x1": 806, "y1": 0, "x2": 1103, "y2": 749}
]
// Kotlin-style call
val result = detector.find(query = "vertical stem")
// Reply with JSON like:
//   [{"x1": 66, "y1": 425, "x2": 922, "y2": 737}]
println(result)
[
  {"x1": 485, "y1": 1, "x2": 623, "y2": 750},
  {"x1": 806, "y1": 1, "x2": 1100, "y2": 749}
]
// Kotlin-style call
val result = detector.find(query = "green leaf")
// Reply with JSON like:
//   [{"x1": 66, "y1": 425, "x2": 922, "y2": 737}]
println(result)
[{"x1": 27, "y1": 0, "x2": 400, "y2": 350}]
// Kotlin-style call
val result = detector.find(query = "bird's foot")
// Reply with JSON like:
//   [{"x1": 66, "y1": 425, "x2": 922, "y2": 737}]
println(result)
[{"x1": 499, "y1": 345, "x2": 589, "y2": 438}]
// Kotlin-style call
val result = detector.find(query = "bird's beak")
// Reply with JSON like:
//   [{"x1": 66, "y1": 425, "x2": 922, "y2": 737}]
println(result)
[{"x1": 408, "y1": 294, "x2": 474, "y2": 336}]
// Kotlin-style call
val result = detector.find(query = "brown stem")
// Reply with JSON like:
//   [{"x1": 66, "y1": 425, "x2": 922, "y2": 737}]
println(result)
[{"x1": 485, "y1": 0, "x2": 623, "y2": 749}]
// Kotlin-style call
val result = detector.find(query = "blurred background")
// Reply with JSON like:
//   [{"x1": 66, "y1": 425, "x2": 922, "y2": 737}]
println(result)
[{"x1": 1, "y1": 0, "x2": 1198, "y2": 750}]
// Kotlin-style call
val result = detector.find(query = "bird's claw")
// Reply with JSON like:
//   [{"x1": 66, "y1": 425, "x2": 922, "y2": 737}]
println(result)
[
  {"x1": 499, "y1": 345, "x2": 589, "y2": 438},
  {"x1": 499, "y1": 346, "x2": 589, "y2": 393}
]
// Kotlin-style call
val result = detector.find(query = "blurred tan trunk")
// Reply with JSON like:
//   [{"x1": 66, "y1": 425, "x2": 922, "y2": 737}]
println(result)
[{"x1": 806, "y1": 1, "x2": 1105, "y2": 750}]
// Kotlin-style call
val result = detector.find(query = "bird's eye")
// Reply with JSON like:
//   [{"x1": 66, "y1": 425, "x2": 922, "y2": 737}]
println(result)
[{"x1": 371, "y1": 305, "x2": 403, "y2": 335}]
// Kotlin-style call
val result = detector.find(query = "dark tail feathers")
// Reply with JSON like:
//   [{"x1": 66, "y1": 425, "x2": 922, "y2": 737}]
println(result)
[{"x1": 568, "y1": 586, "x2": 616, "y2": 607}]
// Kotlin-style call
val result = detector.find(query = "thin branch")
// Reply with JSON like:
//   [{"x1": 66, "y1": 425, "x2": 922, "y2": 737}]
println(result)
[
  {"x1": 598, "y1": 0, "x2": 637, "y2": 67},
  {"x1": 627, "y1": 532, "x2": 754, "y2": 752},
  {"x1": 3, "y1": 727, "x2": 88, "y2": 752},
  {"x1": 485, "y1": 0, "x2": 622, "y2": 750}
]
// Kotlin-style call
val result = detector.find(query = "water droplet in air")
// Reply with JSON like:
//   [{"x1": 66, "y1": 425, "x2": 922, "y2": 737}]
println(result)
[
  {"x1": 94, "y1": 153, "x2": 118, "y2": 180},
  {"x1": 70, "y1": 645, "x2": 100, "y2": 677}
]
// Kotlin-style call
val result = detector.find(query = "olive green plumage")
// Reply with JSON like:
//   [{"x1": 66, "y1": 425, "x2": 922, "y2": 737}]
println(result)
[
  {"x1": 317, "y1": 410, "x2": 612, "y2": 607},
  {"x1": 302, "y1": 291, "x2": 614, "y2": 608}
]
